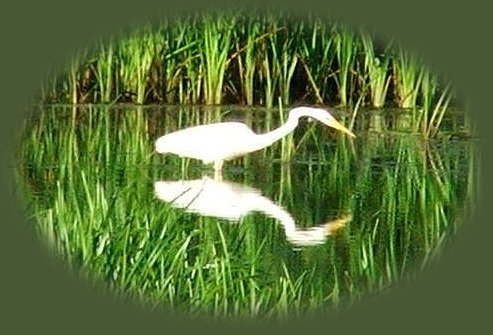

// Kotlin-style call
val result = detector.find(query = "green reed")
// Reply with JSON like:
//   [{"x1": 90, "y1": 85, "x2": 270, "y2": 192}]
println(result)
[
  {"x1": 360, "y1": 31, "x2": 392, "y2": 108},
  {"x1": 66, "y1": 48, "x2": 88, "y2": 104},
  {"x1": 233, "y1": 18, "x2": 261, "y2": 105},
  {"x1": 93, "y1": 39, "x2": 115, "y2": 103},
  {"x1": 182, "y1": 51, "x2": 204, "y2": 104},
  {"x1": 200, "y1": 15, "x2": 234, "y2": 105},
  {"x1": 420, "y1": 74, "x2": 453, "y2": 139},
  {"x1": 173, "y1": 19, "x2": 204, "y2": 105},
  {"x1": 37, "y1": 13, "x2": 455, "y2": 128},
  {"x1": 257, "y1": 18, "x2": 277, "y2": 109},
  {"x1": 333, "y1": 24, "x2": 359, "y2": 107},
  {"x1": 392, "y1": 44, "x2": 424, "y2": 108},
  {"x1": 157, "y1": 20, "x2": 190, "y2": 104},
  {"x1": 298, "y1": 18, "x2": 336, "y2": 104},
  {"x1": 116, "y1": 26, "x2": 165, "y2": 104},
  {"x1": 271, "y1": 24, "x2": 299, "y2": 106}
]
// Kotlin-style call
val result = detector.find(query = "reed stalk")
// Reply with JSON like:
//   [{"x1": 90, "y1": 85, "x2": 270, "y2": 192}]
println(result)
[
  {"x1": 94, "y1": 39, "x2": 115, "y2": 103},
  {"x1": 160, "y1": 19, "x2": 202, "y2": 104},
  {"x1": 424, "y1": 84, "x2": 453, "y2": 138},
  {"x1": 333, "y1": 25, "x2": 359, "y2": 107},
  {"x1": 270, "y1": 25, "x2": 299, "y2": 106},
  {"x1": 116, "y1": 26, "x2": 163, "y2": 104},
  {"x1": 392, "y1": 45, "x2": 424, "y2": 108},
  {"x1": 298, "y1": 19, "x2": 335, "y2": 104},
  {"x1": 360, "y1": 31, "x2": 391, "y2": 108},
  {"x1": 201, "y1": 15, "x2": 234, "y2": 105},
  {"x1": 234, "y1": 18, "x2": 261, "y2": 105}
]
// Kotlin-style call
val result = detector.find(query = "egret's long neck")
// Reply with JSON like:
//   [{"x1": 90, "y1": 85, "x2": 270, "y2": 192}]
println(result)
[{"x1": 251, "y1": 115, "x2": 299, "y2": 151}]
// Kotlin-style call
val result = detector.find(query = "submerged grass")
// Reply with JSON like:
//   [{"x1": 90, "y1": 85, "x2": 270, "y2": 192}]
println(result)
[{"x1": 16, "y1": 105, "x2": 476, "y2": 319}]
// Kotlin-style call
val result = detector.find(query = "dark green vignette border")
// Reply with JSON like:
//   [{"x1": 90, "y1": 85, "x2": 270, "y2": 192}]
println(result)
[{"x1": 0, "y1": 1, "x2": 490, "y2": 334}]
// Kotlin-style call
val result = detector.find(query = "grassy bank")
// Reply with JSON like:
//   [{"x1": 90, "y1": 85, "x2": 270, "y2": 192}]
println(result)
[{"x1": 38, "y1": 13, "x2": 454, "y2": 129}]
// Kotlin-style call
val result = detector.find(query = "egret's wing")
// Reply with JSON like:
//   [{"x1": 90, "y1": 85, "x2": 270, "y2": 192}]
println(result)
[{"x1": 159, "y1": 122, "x2": 255, "y2": 162}]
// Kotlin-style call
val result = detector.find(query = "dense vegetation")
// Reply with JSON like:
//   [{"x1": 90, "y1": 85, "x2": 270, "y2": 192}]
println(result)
[{"x1": 40, "y1": 13, "x2": 452, "y2": 117}]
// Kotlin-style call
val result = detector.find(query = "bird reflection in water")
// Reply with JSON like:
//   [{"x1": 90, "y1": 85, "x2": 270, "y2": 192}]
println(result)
[{"x1": 154, "y1": 177, "x2": 352, "y2": 247}]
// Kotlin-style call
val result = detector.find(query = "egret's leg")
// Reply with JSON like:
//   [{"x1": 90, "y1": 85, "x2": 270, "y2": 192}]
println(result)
[
  {"x1": 214, "y1": 169, "x2": 223, "y2": 181},
  {"x1": 213, "y1": 160, "x2": 223, "y2": 172},
  {"x1": 213, "y1": 160, "x2": 223, "y2": 181}
]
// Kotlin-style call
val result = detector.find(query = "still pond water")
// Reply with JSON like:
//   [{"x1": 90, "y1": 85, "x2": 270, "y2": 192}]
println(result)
[{"x1": 17, "y1": 104, "x2": 477, "y2": 319}]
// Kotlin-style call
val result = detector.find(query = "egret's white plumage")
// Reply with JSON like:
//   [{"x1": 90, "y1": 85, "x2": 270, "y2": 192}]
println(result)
[{"x1": 155, "y1": 106, "x2": 355, "y2": 173}]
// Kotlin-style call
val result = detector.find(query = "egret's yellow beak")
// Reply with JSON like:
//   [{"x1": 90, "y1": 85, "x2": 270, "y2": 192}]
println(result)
[{"x1": 326, "y1": 119, "x2": 356, "y2": 138}]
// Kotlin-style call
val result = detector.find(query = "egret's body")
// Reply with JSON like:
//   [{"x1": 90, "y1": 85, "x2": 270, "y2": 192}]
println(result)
[
  {"x1": 156, "y1": 122, "x2": 260, "y2": 171},
  {"x1": 155, "y1": 107, "x2": 355, "y2": 173}
]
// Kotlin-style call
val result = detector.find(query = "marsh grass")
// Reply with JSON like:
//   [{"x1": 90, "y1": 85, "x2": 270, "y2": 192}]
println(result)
[
  {"x1": 234, "y1": 18, "x2": 261, "y2": 106},
  {"x1": 360, "y1": 31, "x2": 392, "y2": 108},
  {"x1": 160, "y1": 20, "x2": 198, "y2": 104},
  {"x1": 16, "y1": 105, "x2": 475, "y2": 319},
  {"x1": 392, "y1": 45, "x2": 424, "y2": 108},
  {"x1": 423, "y1": 84, "x2": 453, "y2": 139},
  {"x1": 201, "y1": 15, "x2": 235, "y2": 105},
  {"x1": 298, "y1": 18, "x2": 335, "y2": 104},
  {"x1": 115, "y1": 26, "x2": 165, "y2": 104},
  {"x1": 37, "y1": 13, "x2": 455, "y2": 129},
  {"x1": 333, "y1": 25, "x2": 359, "y2": 107}
]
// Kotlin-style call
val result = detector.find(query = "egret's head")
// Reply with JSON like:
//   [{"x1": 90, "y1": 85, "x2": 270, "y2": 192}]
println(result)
[{"x1": 289, "y1": 107, "x2": 355, "y2": 138}]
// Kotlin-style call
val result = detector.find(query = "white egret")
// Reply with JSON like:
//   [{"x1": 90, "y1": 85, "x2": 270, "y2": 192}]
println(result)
[{"x1": 155, "y1": 106, "x2": 355, "y2": 173}]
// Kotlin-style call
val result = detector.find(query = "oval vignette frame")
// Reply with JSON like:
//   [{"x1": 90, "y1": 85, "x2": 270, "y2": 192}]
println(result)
[{"x1": 1, "y1": 1, "x2": 488, "y2": 333}]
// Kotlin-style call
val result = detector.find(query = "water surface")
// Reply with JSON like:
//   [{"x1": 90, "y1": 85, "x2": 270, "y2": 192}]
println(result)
[{"x1": 16, "y1": 104, "x2": 477, "y2": 318}]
